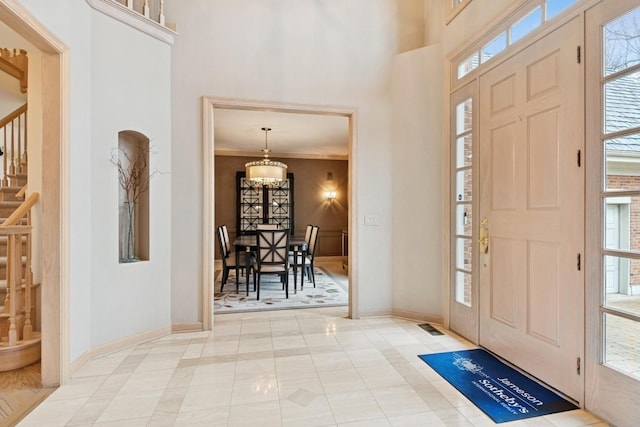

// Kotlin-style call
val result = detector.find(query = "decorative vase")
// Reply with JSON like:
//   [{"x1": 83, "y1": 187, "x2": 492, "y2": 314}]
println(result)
[{"x1": 121, "y1": 201, "x2": 138, "y2": 262}]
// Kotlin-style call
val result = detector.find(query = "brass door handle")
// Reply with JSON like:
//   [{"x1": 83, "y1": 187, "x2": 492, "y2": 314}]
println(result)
[{"x1": 479, "y1": 218, "x2": 489, "y2": 254}]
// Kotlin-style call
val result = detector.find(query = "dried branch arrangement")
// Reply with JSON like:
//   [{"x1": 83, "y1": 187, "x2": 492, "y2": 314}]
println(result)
[{"x1": 111, "y1": 146, "x2": 157, "y2": 203}]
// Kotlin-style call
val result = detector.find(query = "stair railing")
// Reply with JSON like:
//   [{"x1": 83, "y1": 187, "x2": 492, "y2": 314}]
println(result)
[
  {"x1": 0, "y1": 103, "x2": 28, "y2": 187},
  {"x1": 117, "y1": 0, "x2": 166, "y2": 26},
  {"x1": 0, "y1": 48, "x2": 28, "y2": 93},
  {"x1": 1, "y1": 192, "x2": 38, "y2": 346}
]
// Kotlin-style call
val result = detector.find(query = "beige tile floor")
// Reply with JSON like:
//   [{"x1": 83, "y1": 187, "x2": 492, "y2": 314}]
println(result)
[{"x1": 17, "y1": 304, "x2": 610, "y2": 427}]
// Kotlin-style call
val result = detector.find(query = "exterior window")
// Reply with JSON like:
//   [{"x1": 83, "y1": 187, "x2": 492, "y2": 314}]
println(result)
[
  {"x1": 453, "y1": 0, "x2": 578, "y2": 85},
  {"x1": 454, "y1": 97, "x2": 473, "y2": 306},
  {"x1": 457, "y1": 51, "x2": 479, "y2": 79},
  {"x1": 546, "y1": 0, "x2": 576, "y2": 21},
  {"x1": 481, "y1": 32, "x2": 507, "y2": 63},
  {"x1": 510, "y1": 6, "x2": 542, "y2": 44},
  {"x1": 600, "y1": 5, "x2": 640, "y2": 378},
  {"x1": 604, "y1": 10, "x2": 640, "y2": 76}
]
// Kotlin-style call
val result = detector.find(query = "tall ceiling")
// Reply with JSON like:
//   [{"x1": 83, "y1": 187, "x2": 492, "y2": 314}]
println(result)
[{"x1": 213, "y1": 108, "x2": 349, "y2": 159}]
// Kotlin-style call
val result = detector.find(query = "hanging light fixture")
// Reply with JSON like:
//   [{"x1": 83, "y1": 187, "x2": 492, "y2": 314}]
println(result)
[{"x1": 245, "y1": 127, "x2": 287, "y2": 185}]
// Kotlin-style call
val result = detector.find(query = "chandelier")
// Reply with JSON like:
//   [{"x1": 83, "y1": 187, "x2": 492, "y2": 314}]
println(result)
[{"x1": 245, "y1": 127, "x2": 287, "y2": 185}]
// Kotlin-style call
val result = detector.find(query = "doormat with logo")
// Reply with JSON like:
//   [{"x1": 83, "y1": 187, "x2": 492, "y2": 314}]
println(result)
[{"x1": 418, "y1": 349, "x2": 578, "y2": 423}]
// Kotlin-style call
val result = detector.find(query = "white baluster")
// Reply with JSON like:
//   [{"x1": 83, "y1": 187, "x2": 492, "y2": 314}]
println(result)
[
  {"x1": 126, "y1": 0, "x2": 133, "y2": 9},
  {"x1": 159, "y1": 0, "x2": 165, "y2": 26},
  {"x1": 143, "y1": 0, "x2": 150, "y2": 18}
]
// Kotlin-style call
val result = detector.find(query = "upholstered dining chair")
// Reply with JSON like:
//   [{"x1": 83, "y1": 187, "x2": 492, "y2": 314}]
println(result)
[
  {"x1": 288, "y1": 224, "x2": 312, "y2": 256},
  {"x1": 289, "y1": 224, "x2": 313, "y2": 285},
  {"x1": 253, "y1": 229, "x2": 290, "y2": 300},
  {"x1": 302, "y1": 225, "x2": 320, "y2": 288},
  {"x1": 256, "y1": 224, "x2": 280, "y2": 230},
  {"x1": 221, "y1": 224, "x2": 232, "y2": 255},
  {"x1": 303, "y1": 224, "x2": 313, "y2": 245},
  {"x1": 216, "y1": 225, "x2": 254, "y2": 293},
  {"x1": 288, "y1": 225, "x2": 319, "y2": 289}
]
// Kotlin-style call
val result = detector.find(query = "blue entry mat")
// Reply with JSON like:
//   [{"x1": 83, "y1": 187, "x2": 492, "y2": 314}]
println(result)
[{"x1": 418, "y1": 349, "x2": 578, "y2": 423}]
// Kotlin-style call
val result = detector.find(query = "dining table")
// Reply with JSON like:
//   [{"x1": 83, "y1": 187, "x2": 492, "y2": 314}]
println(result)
[{"x1": 232, "y1": 234, "x2": 308, "y2": 296}]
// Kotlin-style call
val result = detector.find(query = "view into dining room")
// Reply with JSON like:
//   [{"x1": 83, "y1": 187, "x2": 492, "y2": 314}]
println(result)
[{"x1": 212, "y1": 107, "x2": 350, "y2": 314}]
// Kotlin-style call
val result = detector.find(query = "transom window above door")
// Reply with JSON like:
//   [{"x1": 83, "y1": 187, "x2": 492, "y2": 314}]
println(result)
[{"x1": 454, "y1": 0, "x2": 578, "y2": 81}]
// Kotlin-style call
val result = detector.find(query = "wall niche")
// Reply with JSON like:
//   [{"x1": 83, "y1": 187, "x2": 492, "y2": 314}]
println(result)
[{"x1": 117, "y1": 130, "x2": 150, "y2": 262}]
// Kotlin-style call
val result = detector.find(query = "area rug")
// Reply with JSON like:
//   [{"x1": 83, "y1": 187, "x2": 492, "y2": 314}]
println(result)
[
  {"x1": 418, "y1": 349, "x2": 578, "y2": 423},
  {"x1": 213, "y1": 267, "x2": 348, "y2": 313}
]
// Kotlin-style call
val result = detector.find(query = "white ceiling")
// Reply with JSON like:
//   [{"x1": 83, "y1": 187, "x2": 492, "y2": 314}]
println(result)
[{"x1": 213, "y1": 108, "x2": 349, "y2": 159}]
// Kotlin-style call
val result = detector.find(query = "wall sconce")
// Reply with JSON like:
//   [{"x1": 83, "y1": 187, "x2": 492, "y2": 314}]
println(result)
[{"x1": 324, "y1": 190, "x2": 337, "y2": 202}]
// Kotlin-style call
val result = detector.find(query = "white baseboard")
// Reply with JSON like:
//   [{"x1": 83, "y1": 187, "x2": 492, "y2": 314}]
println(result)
[
  {"x1": 68, "y1": 326, "x2": 171, "y2": 377},
  {"x1": 391, "y1": 309, "x2": 443, "y2": 324},
  {"x1": 172, "y1": 322, "x2": 203, "y2": 333},
  {"x1": 357, "y1": 308, "x2": 393, "y2": 317}
]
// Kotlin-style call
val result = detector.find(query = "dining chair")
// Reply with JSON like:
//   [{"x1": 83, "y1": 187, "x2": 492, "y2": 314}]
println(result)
[
  {"x1": 302, "y1": 225, "x2": 320, "y2": 288},
  {"x1": 288, "y1": 225, "x2": 319, "y2": 289},
  {"x1": 253, "y1": 229, "x2": 290, "y2": 300},
  {"x1": 303, "y1": 224, "x2": 313, "y2": 245},
  {"x1": 288, "y1": 224, "x2": 313, "y2": 287},
  {"x1": 221, "y1": 224, "x2": 232, "y2": 255},
  {"x1": 216, "y1": 225, "x2": 254, "y2": 293},
  {"x1": 256, "y1": 224, "x2": 280, "y2": 230}
]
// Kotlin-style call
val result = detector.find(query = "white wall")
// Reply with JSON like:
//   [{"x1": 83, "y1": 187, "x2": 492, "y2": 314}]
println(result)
[
  {"x1": 11, "y1": 0, "x2": 173, "y2": 362},
  {"x1": 391, "y1": 44, "x2": 444, "y2": 320},
  {"x1": 90, "y1": 12, "x2": 172, "y2": 344},
  {"x1": 438, "y1": 0, "x2": 520, "y2": 56},
  {"x1": 166, "y1": 0, "x2": 398, "y2": 321}
]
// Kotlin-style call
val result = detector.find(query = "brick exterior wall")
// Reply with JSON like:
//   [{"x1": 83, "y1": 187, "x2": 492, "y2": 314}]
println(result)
[{"x1": 607, "y1": 174, "x2": 640, "y2": 287}]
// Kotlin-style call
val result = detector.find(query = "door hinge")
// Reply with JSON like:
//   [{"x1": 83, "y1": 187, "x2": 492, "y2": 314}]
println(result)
[
  {"x1": 577, "y1": 253, "x2": 581, "y2": 271},
  {"x1": 577, "y1": 357, "x2": 581, "y2": 375},
  {"x1": 577, "y1": 46, "x2": 581, "y2": 64},
  {"x1": 577, "y1": 150, "x2": 581, "y2": 167}
]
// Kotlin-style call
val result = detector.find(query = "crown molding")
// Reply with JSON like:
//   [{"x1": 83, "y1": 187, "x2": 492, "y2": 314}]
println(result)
[
  {"x1": 85, "y1": 0, "x2": 177, "y2": 45},
  {"x1": 214, "y1": 149, "x2": 349, "y2": 161}
]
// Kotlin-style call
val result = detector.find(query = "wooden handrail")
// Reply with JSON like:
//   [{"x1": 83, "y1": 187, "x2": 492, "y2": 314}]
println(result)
[
  {"x1": 0, "y1": 103, "x2": 27, "y2": 129},
  {"x1": 15, "y1": 185, "x2": 27, "y2": 199},
  {"x1": 1, "y1": 192, "x2": 38, "y2": 226}
]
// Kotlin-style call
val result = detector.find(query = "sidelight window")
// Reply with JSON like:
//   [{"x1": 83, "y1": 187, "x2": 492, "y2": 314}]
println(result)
[
  {"x1": 453, "y1": 97, "x2": 473, "y2": 307},
  {"x1": 600, "y1": 5, "x2": 640, "y2": 379}
]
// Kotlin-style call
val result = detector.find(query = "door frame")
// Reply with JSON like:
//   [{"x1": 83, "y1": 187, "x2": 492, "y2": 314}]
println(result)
[
  {"x1": 201, "y1": 97, "x2": 358, "y2": 329},
  {"x1": 447, "y1": 0, "x2": 594, "y2": 406},
  {"x1": 0, "y1": 0, "x2": 69, "y2": 386}
]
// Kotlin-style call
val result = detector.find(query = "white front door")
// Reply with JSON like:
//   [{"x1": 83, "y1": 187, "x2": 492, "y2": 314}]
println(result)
[{"x1": 478, "y1": 17, "x2": 584, "y2": 401}]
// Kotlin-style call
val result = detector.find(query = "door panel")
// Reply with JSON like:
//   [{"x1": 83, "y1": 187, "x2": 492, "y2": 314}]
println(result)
[
  {"x1": 528, "y1": 108, "x2": 560, "y2": 209},
  {"x1": 528, "y1": 240, "x2": 560, "y2": 344},
  {"x1": 479, "y1": 17, "x2": 584, "y2": 401},
  {"x1": 490, "y1": 123, "x2": 517, "y2": 210},
  {"x1": 489, "y1": 237, "x2": 520, "y2": 326}
]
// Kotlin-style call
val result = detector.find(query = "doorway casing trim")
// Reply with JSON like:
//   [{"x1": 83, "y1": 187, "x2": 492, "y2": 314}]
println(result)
[
  {"x1": 0, "y1": 0, "x2": 70, "y2": 386},
  {"x1": 201, "y1": 96, "x2": 358, "y2": 329}
]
